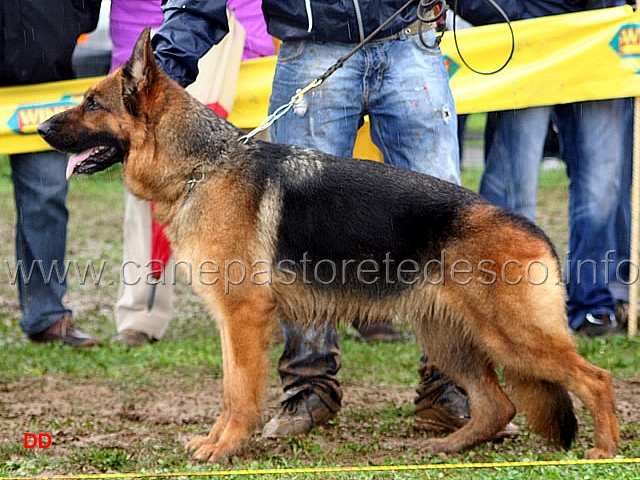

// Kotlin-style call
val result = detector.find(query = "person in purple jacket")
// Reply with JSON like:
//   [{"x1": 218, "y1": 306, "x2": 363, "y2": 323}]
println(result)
[
  {"x1": 109, "y1": 0, "x2": 277, "y2": 347},
  {"x1": 108, "y1": 0, "x2": 170, "y2": 347}
]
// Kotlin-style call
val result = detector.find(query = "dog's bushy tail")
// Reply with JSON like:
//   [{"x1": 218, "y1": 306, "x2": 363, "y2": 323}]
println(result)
[{"x1": 505, "y1": 371, "x2": 578, "y2": 449}]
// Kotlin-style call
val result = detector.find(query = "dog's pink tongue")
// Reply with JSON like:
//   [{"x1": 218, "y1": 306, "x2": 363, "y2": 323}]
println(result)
[{"x1": 66, "y1": 149, "x2": 92, "y2": 180}]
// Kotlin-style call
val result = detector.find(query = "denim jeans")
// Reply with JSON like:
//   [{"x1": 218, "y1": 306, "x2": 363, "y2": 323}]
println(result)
[
  {"x1": 268, "y1": 28, "x2": 460, "y2": 405},
  {"x1": 609, "y1": 98, "x2": 632, "y2": 295},
  {"x1": 480, "y1": 99, "x2": 625, "y2": 330},
  {"x1": 269, "y1": 29, "x2": 460, "y2": 182},
  {"x1": 11, "y1": 150, "x2": 71, "y2": 335}
]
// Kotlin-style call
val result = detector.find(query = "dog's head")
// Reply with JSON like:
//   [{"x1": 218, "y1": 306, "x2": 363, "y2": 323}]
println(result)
[{"x1": 38, "y1": 27, "x2": 161, "y2": 179}]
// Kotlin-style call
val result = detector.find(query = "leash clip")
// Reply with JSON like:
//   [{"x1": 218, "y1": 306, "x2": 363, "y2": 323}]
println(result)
[{"x1": 292, "y1": 78, "x2": 323, "y2": 104}]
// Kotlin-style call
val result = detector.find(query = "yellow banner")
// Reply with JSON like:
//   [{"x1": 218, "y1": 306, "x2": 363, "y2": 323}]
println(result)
[
  {"x1": 445, "y1": 5, "x2": 640, "y2": 114},
  {"x1": 0, "y1": 78, "x2": 100, "y2": 155},
  {"x1": 2, "y1": 6, "x2": 640, "y2": 155}
]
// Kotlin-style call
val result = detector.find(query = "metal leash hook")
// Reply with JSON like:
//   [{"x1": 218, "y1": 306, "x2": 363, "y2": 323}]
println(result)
[{"x1": 417, "y1": 0, "x2": 448, "y2": 49}]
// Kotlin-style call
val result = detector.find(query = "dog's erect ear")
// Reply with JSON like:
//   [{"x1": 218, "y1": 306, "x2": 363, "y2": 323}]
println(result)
[{"x1": 122, "y1": 27, "x2": 158, "y2": 115}]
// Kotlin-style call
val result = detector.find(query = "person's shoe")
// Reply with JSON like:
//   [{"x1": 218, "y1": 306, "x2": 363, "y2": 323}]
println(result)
[
  {"x1": 110, "y1": 329, "x2": 157, "y2": 347},
  {"x1": 28, "y1": 314, "x2": 100, "y2": 348},
  {"x1": 414, "y1": 378, "x2": 471, "y2": 433},
  {"x1": 352, "y1": 318, "x2": 402, "y2": 342},
  {"x1": 413, "y1": 365, "x2": 519, "y2": 439},
  {"x1": 495, "y1": 422, "x2": 520, "y2": 439},
  {"x1": 262, "y1": 391, "x2": 336, "y2": 438},
  {"x1": 574, "y1": 312, "x2": 622, "y2": 337}
]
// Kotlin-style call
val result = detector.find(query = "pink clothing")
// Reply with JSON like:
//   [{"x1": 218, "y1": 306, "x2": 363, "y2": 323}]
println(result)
[
  {"x1": 109, "y1": 0, "x2": 164, "y2": 72},
  {"x1": 110, "y1": 0, "x2": 274, "y2": 73},
  {"x1": 227, "y1": 0, "x2": 275, "y2": 60}
]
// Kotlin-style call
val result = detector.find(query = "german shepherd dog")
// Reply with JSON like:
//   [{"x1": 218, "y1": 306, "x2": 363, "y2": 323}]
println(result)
[{"x1": 39, "y1": 29, "x2": 619, "y2": 462}]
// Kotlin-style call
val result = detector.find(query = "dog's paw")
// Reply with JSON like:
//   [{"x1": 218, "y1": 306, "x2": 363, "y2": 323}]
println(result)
[
  {"x1": 192, "y1": 444, "x2": 219, "y2": 462},
  {"x1": 422, "y1": 437, "x2": 456, "y2": 455},
  {"x1": 585, "y1": 446, "x2": 616, "y2": 459},
  {"x1": 192, "y1": 441, "x2": 239, "y2": 463},
  {"x1": 185, "y1": 435, "x2": 213, "y2": 453}
]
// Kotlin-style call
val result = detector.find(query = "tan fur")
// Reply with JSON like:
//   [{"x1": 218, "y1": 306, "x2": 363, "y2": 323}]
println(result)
[{"x1": 38, "y1": 30, "x2": 619, "y2": 463}]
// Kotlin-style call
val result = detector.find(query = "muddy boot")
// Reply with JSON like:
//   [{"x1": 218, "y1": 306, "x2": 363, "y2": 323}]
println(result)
[
  {"x1": 413, "y1": 362, "x2": 470, "y2": 433},
  {"x1": 413, "y1": 359, "x2": 519, "y2": 439},
  {"x1": 262, "y1": 389, "x2": 337, "y2": 438},
  {"x1": 264, "y1": 321, "x2": 343, "y2": 438}
]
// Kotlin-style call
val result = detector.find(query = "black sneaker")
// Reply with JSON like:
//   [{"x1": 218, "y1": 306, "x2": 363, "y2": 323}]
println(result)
[{"x1": 575, "y1": 312, "x2": 622, "y2": 337}]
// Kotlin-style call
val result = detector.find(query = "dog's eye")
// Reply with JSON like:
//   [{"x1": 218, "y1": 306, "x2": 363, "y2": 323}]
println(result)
[{"x1": 85, "y1": 96, "x2": 102, "y2": 112}]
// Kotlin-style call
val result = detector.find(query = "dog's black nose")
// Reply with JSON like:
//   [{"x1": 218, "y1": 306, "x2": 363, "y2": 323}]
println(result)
[{"x1": 37, "y1": 121, "x2": 51, "y2": 139}]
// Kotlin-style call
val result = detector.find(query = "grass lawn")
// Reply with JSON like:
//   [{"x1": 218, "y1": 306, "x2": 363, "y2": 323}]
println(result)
[{"x1": 0, "y1": 145, "x2": 639, "y2": 479}]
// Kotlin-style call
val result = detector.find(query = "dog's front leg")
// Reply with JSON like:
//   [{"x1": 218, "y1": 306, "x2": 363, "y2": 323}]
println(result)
[
  {"x1": 186, "y1": 291, "x2": 276, "y2": 462},
  {"x1": 184, "y1": 318, "x2": 231, "y2": 453}
]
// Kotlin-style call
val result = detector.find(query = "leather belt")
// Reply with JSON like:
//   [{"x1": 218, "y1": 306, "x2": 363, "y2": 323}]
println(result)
[{"x1": 373, "y1": 18, "x2": 435, "y2": 43}]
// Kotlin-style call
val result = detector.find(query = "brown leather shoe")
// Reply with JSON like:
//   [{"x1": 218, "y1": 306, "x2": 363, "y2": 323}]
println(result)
[
  {"x1": 110, "y1": 329, "x2": 157, "y2": 347},
  {"x1": 28, "y1": 314, "x2": 100, "y2": 348},
  {"x1": 352, "y1": 318, "x2": 402, "y2": 342},
  {"x1": 262, "y1": 391, "x2": 336, "y2": 438}
]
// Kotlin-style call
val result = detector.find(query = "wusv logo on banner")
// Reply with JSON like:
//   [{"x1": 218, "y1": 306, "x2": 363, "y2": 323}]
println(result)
[{"x1": 610, "y1": 23, "x2": 640, "y2": 59}]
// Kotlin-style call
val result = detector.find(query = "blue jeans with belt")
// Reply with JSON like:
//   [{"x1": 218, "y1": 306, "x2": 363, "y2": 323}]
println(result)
[
  {"x1": 11, "y1": 150, "x2": 71, "y2": 336},
  {"x1": 268, "y1": 28, "x2": 460, "y2": 409},
  {"x1": 480, "y1": 99, "x2": 625, "y2": 330}
]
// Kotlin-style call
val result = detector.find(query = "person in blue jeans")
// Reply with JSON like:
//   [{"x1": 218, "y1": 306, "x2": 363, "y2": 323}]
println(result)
[
  {"x1": 476, "y1": 0, "x2": 627, "y2": 337},
  {"x1": 262, "y1": 26, "x2": 461, "y2": 436},
  {"x1": 2, "y1": 0, "x2": 102, "y2": 347},
  {"x1": 481, "y1": 100, "x2": 625, "y2": 337},
  {"x1": 455, "y1": 0, "x2": 626, "y2": 339},
  {"x1": 604, "y1": 97, "x2": 632, "y2": 325},
  {"x1": 152, "y1": 0, "x2": 521, "y2": 440},
  {"x1": 464, "y1": 0, "x2": 626, "y2": 337}
]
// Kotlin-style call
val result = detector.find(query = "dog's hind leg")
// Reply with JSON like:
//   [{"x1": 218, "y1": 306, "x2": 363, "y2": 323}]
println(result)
[
  {"x1": 468, "y1": 283, "x2": 618, "y2": 458},
  {"x1": 423, "y1": 364, "x2": 515, "y2": 453},
  {"x1": 416, "y1": 319, "x2": 516, "y2": 454},
  {"x1": 504, "y1": 348, "x2": 619, "y2": 459},
  {"x1": 476, "y1": 282, "x2": 618, "y2": 457},
  {"x1": 186, "y1": 291, "x2": 277, "y2": 462},
  {"x1": 560, "y1": 357, "x2": 618, "y2": 459}
]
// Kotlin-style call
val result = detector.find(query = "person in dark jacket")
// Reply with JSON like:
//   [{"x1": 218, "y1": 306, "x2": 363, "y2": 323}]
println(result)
[
  {"x1": 152, "y1": 0, "x2": 518, "y2": 439},
  {"x1": 0, "y1": 0, "x2": 102, "y2": 347}
]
